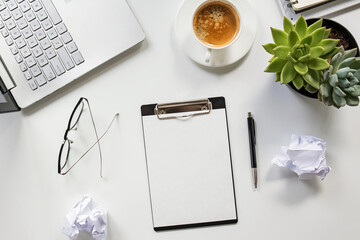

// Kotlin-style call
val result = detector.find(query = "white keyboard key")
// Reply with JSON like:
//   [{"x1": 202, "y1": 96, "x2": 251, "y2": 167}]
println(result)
[
  {"x1": 29, "y1": 19, "x2": 40, "y2": 31},
  {"x1": 35, "y1": 74, "x2": 47, "y2": 86},
  {"x1": 36, "y1": 9, "x2": 47, "y2": 21},
  {"x1": 0, "y1": 21, "x2": 4, "y2": 29},
  {"x1": 40, "y1": 38, "x2": 50, "y2": 49},
  {"x1": 57, "y1": 47, "x2": 74, "y2": 70},
  {"x1": 17, "y1": 0, "x2": 25, "y2": 3},
  {"x1": 30, "y1": 64, "x2": 41, "y2": 77},
  {"x1": 24, "y1": 70, "x2": 32, "y2": 80},
  {"x1": 1, "y1": 29, "x2": 9, "y2": 37},
  {"x1": 22, "y1": 26, "x2": 32, "y2": 38},
  {"x1": 52, "y1": 37, "x2": 62, "y2": 49},
  {"x1": 15, "y1": 53, "x2": 22, "y2": 63},
  {"x1": 34, "y1": 28, "x2": 45, "y2": 40},
  {"x1": 20, "y1": 46, "x2": 31, "y2": 58},
  {"x1": 47, "y1": 28, "x2": 57, "y2": 39},
  {"x1": 24, "y1": 10, "x2": 35, "y2": 22},
  {"x1": 15, "y1": 37, "x2": 26, "y2": 48},
  {"x1": 37, "y1": 54, "x2": 48, "y2": 67},
  {"x1": 66, "y1": 41, "x2": 77, "y2": 53},
  {"x1": 6, "y1": 37, "x2": 13, "y2": 45},
  {"x1": 56, "y1": 22, "x2": 67, "y2": 34},
  {"x1": 19, "y1": 1, "x2": 30, "y2": 12},
  {"x1": 50, "y1": 57, "x2": 65, "y2": 76},
  {"x1": 5, "y1": 18, "x2": 16, "y2": 30},
  {"x1": 19, "y1": 62, "x2": 27, "y2": 71},
  {"x1": 10, "y1": 46, "x2": 18, "y2": 54},
  {"x1": 16, "y1": 17, "x2": 27, "y2": 29},
  {"x1": 28, "y1": 0, "x2": 35, "y2": 2},
  {"x1": 25, "y1": 55, "x2": 36, "y2": 67},
  {"x1": 1, "y1": 9, "x2": 11, "y2": 21},
  {"x1": 42, "y1": 64, "x2": 55, "y2": 80},
  {"x1": 27, "y1": 36, "x2": 37, "y2": 48},
  {"x1": 10, "y1": 28, "x2": 21, "y2": 39},
  {"x1": 28, "y1": 79, "x2": 37, "y2": 90},
  {"x1": 32, "y1": 45, "x2": 42, "y2": 57},
  {"x1": 11, "y1": 8, "x2": 22, "y2": 20},
  {"x1": 31, "y1": 0, "x2": 42, "y2": 12},
  {"x1": 45, "y1": 47, "x2": 55, "y2": 59},
  {"x1": 41, "y1": 18, "x2": 52, "y2": 30},
  {"x1": 61, "y1": 32, "x2": 72, "y2": 44},
  {"x1": 72, "y1": 51, "x2": 84, "y2": 65},
  {"x1": 41, "y1": 0, "x2": 62, "y2": 25},
  {"x1": 0, "y1": 2, "x2": 5, "y2": 11},
  {"x1": 7, "y1": 0, "x2": 17, "y2": 11}
]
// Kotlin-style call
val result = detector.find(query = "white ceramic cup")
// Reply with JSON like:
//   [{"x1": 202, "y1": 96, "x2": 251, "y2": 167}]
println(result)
[{"x1": 192, "y1": 0, "x2": 242, "y2": 63}]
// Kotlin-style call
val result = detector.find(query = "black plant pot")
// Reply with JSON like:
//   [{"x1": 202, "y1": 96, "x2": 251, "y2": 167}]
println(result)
[{"x1": 288, "y1": 18, "x2": 359, "y2": 99}]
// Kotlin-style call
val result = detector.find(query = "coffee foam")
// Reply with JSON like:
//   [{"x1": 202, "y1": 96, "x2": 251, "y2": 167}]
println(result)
[{"x1": 193, "y1": 1, "x2": 239, "y2": 47}]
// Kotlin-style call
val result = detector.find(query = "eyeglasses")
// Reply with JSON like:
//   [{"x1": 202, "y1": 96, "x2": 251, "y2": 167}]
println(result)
[{"x1": 58, "y1": 97, "x2": 118, "y2": 177}]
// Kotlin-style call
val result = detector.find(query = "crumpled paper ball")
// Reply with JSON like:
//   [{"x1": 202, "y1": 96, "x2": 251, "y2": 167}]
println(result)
[
  {"x1": 272, "y1": 135, "x2": 331, "y2": 180},
  {"x1": 62, "y1": 195, "x2": 107, "y2": 240}
]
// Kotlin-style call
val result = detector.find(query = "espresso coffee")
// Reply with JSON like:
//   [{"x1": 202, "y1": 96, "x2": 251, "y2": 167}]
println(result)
[{"x1": 193, "y1": 1, "x2": 240, "y2": 47}]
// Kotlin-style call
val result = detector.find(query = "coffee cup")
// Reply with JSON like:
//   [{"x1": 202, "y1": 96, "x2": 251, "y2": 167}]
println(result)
[{"x1": 192, "y1": 0, "x2": 241, "y2": 63}]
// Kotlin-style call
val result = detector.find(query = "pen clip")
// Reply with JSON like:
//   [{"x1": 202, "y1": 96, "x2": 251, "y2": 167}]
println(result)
[{"x1": 252, "y1": 119, "x2": 256, "y2": 144}]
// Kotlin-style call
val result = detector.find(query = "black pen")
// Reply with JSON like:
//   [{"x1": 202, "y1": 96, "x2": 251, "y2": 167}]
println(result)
[{"x1": 247, "y1": 112, "x2": 257, "y2": 189}]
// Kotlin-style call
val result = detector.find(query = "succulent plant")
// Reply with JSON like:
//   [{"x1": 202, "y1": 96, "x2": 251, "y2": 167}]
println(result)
[
  {"x1": 319, "y1": 47, "x2": 360, "y2": 108},
  {"x1": 263, "y1": 16, "x2": 339, "y2": 93}
]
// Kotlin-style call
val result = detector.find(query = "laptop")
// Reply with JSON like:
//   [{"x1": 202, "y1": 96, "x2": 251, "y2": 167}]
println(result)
[{"x1": 0, "y1": 0, "x2": 145, "y2": 113}]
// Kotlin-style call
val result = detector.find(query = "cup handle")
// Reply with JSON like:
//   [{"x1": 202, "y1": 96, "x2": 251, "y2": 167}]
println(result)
[{"x1": 205, "y1": 48, "x2": 212, "y2": 63}]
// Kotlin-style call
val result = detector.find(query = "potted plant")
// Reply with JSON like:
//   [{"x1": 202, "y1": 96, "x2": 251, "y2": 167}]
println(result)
[{"x1": 263, "y1": 16, "x2": 360, "y2": 108}]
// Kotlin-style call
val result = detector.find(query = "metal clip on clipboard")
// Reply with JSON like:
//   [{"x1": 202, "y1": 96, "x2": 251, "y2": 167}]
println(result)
[{"x1": 154, "y1": 99, "x2": 213, "y2": 120}]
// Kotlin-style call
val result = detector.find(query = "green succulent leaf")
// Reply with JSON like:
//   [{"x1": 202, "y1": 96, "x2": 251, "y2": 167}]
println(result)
[
  {"x1": 307, "y1": 19, "x2": 323, "y2": 34},
  {"x1": 321, "y1": 47, "x2": 340, "y2": 59},
  {"x1": 333, "y1": 86, "x2": 346, "y2": 97},
  {"x1": 283, "y1": 17, "x2": 294, "y2": 33},
  {"x1": 318, "y1": 39, "x2": 340, "y2": 54},
  {"x1": 329, "y1": 74, "x2": 338, "y2": 87},
  {"x1": 273, "y1": 46, "x2": 291, "y2": 59},
  {"x1": 349, "y1": 58, "x2": 360, "y2": 70},
  {"x1": 310, "y1": 46, "x2": 325, "y2": 58},
  {"x1": 343, "y1": 48, "x2": 358, "y2": 59},
  {"x1": 271, "y1": 27, "x2": 288, "y2": 46},
  {"x1": 301, "y1": 35, "x2": 312, "y2": 45},
  {"x1": 308, "y1": 58, "x2": 329, "y2": 70},
  {"x1": 332, "y1": 91, "x2": 346, "y2": 108},
  {"x1": 295, "y1": 16, "x2": 307, "y2": 39},
  {"x1": 288, "y1": 30, "x2": 300, "y2": 47},
  {"x1": 268, "y1": 56, "x2": 276, "y2": 63},
  {"x1": 302, "y1": 69, "x2": 320, "y2": 89},
  {"x1": 345, "y1": 95, "x2": 360, "y2": 106},
  {"x1": 310, "y1": 27, "x2": 326, "y2": 47},
  {"x1": 287, "y1": 53, "x2": 298, "y2": 63},
  {"x1": 338, "y1": 78, "x2": 351, "y2": 88},
  {"x1": 330, "y1": 52, "x2": 342, "y2": 69},
  {"x1": 275, "y1": 72, "x2": 281, "y2": 82},
  {"x1": 294, "y1": 62, "x2": 308, "y2": 75},
  {"x1": 280, "y1": 61, "x2": 297, "y2": 84},
  {"x1": 320, "y1": 83, "x2": 331, "y2": 98},
  {"x1": 298, "y1": 54, "x2": 311, "y2": 63},
  {"x1": 263, "y1": 43, "x2": 277, "y2": 55},
  {"x1": 337, "y1": 67, "x2": 351, "y2": 78},
  {"x1": 305, "y1": 84, "x2": 319, "y2": 93},
  {"x1": 351, "y1": 85, "x2": 360, "y2": 96},
  {"x1": 343, "y1": 87, "x2": 355, "y2": 93},
  {"x1": 340, "y1": 57, "x2": 356, "y2": 68},
  {"x1": 323, "y1": 28, "x2": 331, "y2": 39},
  {"x1": 292, "y1": 74, "x2": 304, "y2": 89},
  {"x1": 265, "y1": 57, "x2": 287, "y2": 72}
]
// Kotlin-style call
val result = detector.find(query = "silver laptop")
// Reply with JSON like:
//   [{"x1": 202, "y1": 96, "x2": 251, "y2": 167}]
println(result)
[{"x1": 0, "y1": 0, "x2": 145, "y2": 111}]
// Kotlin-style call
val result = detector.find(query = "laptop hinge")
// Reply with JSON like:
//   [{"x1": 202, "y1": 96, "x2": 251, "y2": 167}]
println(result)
[{"x1": 0, "y1": 55, "x2": 15, "y2": 93}]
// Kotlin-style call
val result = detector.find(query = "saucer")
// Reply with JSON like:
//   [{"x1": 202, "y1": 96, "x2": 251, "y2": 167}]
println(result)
[{"x1": 174, "y1": 0, "x2": 257, "y2": 67}]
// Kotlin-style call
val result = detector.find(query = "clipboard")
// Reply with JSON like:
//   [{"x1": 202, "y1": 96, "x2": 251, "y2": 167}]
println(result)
[{"x1": 141, "y1": 97, "x2": 237, "y2": 231}]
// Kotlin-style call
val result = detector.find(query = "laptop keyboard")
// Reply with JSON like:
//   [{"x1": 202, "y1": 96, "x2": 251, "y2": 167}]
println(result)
[{"x1": 0, "y1": 0, "x2": 84, "y2": 91}]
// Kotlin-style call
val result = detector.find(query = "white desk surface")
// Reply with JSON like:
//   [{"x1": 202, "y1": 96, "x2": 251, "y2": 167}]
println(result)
[{"x1": 1, "y1": 0, "x2": 360, "y2": 239}]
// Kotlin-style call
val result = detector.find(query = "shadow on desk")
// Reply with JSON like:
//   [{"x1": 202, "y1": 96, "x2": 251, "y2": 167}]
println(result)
[{"x1": 22, "y1": 40, "x2": 148, "y2": 116}]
